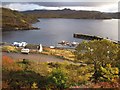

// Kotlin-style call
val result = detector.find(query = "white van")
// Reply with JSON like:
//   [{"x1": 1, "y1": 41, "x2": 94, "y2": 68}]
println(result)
[{"x1": 21, "y1": 48, "x2": 30, "y2": 54}]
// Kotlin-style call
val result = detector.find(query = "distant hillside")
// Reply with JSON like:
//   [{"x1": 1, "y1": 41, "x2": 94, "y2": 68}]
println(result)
[
  {"x1": 22, "y1": 9, "x2": 119, "y2": 19},
  {"x1": 1, "y1": 8, "x2": 39, "y2": 31},
  {"x1": 2, "y1": 8, "x2": 119, "y2": 31},
  {"x1": 108, "y1": 12, "x2": 120, "y2": 19}
]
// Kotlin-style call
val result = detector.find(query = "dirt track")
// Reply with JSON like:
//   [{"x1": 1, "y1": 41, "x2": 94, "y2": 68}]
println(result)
[{"x1": 2, "y1": 52, "x2": 65, "y2": 63}]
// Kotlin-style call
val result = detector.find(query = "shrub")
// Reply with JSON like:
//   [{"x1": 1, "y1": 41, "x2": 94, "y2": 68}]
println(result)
[
  {"x1": 2, "y1": 46, "x2": 19, "y2": 52},
  {"x1": 48, "y1": 62, "x2": 61, "y2": 68},
  {"x1": 31, "y1": 82, "x2": 38, "y2": 88},
  {"x1": 99, "y1": 64, "x2": 119, "y2": 82},
  {"x1": 75, "y1": 40, "x2": 119, "y2": 83},
  {"x1": 2, "y1": 55, "x2": 22, "y2": 71},
  {"x1": 7, "y1": 70, "x2": 41, "y2": 89},
  {"x1": 2, "y1": 55, "x2": 14, "y2": 64},
  {"x1": 67, "y1": 65, "x2": 93, "y2": 86},
  {"x1": 27, "y1": 62, "x2": 52, "y2": 76},
  {"x1": 22, "y1": 59, "x2": 30, "y2": 65},
  {"x1": 48, "y1": 69, "x2": 69, "y2": 89}
]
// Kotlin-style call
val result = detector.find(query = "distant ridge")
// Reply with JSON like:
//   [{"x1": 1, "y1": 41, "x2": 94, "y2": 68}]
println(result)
[
  {"x1": 2, "y1": 8, "x2": 120, "y2": 31},
  {"x1": 22, "y1": 9, "x2": 120, "y2": 19}
]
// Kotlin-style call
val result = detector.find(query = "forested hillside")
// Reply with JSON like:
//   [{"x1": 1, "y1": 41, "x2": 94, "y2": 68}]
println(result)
[{"x1": 1, "y1": 8, "x2": 38, "y2": 31}]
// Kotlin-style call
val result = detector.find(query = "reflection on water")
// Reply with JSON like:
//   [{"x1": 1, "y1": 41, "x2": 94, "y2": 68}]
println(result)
[{"x1": 2, "y1": 18, "x2": 118, "y2": 46}]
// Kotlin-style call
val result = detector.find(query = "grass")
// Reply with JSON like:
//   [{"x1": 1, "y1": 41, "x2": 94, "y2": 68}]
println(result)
[
  {"x1": 2, "y1": 45, "x2": 20, "y2": 53},
  {"x1": 2, "y1": 44, "x2": 76, "y2": 62},
  {"x1": 42, "y1": 47, "x2": 75, "y2": 61}
]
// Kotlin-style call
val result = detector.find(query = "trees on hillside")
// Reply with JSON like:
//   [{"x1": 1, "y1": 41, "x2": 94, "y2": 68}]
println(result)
[{"x1": 75, "y1": 40, "x2": 119, "y2": 82}]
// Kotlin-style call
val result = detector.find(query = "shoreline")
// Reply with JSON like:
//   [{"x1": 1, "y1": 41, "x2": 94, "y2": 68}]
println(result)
[
  {"x1": 1, "y1": 42, "x2": 76, "y2": 62},
  {"x1": 2, "y1": 26, "x2": 40, "y2": 31}
]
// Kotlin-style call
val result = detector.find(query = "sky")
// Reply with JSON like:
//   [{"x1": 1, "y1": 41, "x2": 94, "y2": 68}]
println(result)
[
  {"x1": 1, "y1": 0, "x2": 119, "y2": 12},
  {"x1": 1, "y1": 0, "x2": 119, "y2": 2}
]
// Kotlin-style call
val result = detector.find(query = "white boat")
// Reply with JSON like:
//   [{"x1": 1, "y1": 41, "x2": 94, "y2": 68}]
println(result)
[
  {"x1": 71, "y1": 42, "x2": 79, "y2": 46},
  {"x1": 58, "y1": 40, "x2": 70, "y2": 46},
  {"x1": 50, "y1": 46, "x2": 55, "y2": 49}
]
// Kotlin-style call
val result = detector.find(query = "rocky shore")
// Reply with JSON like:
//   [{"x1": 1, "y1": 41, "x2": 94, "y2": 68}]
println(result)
[{"x1": 2, "y1": 26, "x2": 40, "y2": 31}]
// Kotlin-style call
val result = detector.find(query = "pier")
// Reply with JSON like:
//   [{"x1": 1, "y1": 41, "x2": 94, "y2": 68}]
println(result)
[
  {"x1": 73, "y1": 33, "x2": 119, "y2": 44},
  {"x1": 73, "y1": 33, "x2": 103, "y2": 40}
]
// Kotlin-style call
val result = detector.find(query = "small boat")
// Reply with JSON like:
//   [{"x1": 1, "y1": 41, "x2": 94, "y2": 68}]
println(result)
[
  {"x1": 50, "y1": 46, "x2": 55, "y2": 49},
  {"x1": 58, "y1": 40, "x2": 79, "y2": 47},
  {"x1": 58, "y1": 40, "x2": 70, "y2": 46},
  {"x1": 71, "y1": 42, "x2": 79, "y2": 46}
]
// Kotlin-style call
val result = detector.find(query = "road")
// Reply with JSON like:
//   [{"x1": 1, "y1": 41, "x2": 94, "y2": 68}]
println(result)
[{"x1": 2, "y1": 52, "x2": 65, "y2": 63}]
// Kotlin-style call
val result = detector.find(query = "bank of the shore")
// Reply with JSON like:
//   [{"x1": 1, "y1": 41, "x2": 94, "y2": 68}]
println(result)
[{"x1": 1, "y1": 42, "x2": 76, "y2": 63}]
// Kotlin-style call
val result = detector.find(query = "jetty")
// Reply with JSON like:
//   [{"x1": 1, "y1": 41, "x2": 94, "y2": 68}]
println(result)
[
  {"x1": 73, "y1": 33, "x2": 103, "y2": 40},
  {"x1": 73, "y1": 33, "x2": 120, "y2": 44}
]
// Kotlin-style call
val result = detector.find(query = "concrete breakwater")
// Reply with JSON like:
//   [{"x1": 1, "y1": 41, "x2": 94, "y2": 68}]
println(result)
[
  {"x1": 73, "y1": 33, "x2": 119, "y2": 44},
  {"x1": 73, "y1": 33, "x2": 103, "y2": 40}
]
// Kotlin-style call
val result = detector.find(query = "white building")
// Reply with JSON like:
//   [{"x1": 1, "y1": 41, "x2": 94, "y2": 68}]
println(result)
[
  {"x1": 12, "y1": 42, "x2": 27, "y2": 47},
  {"x1": 37, "y1": 44, "x2": 43, "y2": 52}
]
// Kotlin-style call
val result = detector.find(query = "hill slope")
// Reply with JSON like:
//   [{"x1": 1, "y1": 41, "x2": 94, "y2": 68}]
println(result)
[{"x1": 1, "y1": 8, "x2": 39, "y2": 31}]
